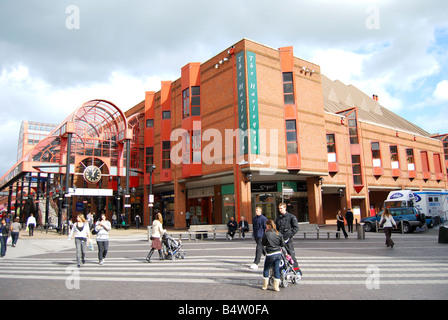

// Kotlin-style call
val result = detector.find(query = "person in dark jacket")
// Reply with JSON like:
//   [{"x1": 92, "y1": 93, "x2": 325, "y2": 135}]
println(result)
[
  {"x1": 261, "y1": 219, "x2": 285, "y2": 292},
  {"x1": 250, "y1": 206, "x2": 267, "y2": 270},
  {"x1": 275, "y1": 203, "x2": 299, "y2": 269},
  {"x1": 345, "y1": 208, "x2": 354, "y2": 233},
  {"x1": 1, "y1": 219, "x2": 11, "y2": 257},
  {"x1": 226, "y1": 216, "x2": 238, "y2": 240}
]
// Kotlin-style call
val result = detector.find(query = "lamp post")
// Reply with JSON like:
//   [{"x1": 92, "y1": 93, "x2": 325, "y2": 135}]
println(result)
[{"x1": 148, "y1": 164, "x2": 156, "y2": 225}]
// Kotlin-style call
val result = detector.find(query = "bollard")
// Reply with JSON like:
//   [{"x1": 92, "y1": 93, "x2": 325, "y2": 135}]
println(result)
[
  {"x1": 357, "y1": 223, "x2": 365, "y2": 240},
  {"x1": 147, "y1": 226, "x2": 152, "y2": 241}
]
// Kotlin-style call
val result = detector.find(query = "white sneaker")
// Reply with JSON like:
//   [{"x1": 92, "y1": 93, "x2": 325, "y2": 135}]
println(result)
[
  {"x1": 99, "y1": 259, "x2": 104, "y2": 265},
  {"x1": 250, "y1": 264, "x2": 258, "y2": 270}
]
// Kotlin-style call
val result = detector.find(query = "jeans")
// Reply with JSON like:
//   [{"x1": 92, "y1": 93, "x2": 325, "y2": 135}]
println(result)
[
  {"x1": 253, "y1": 237, "x2": 263, "y2": 264},
  {"x1": 263, "y1": 253, "x2": 282, "y2": 279},
  {"x1": 0, "y1": 236, "x2": 7, "y2": 256},
  {"x1": 11, "y1": 232, "x2": 19, "y2": 246},
  {"x1": 75, "y1": 237, "x2": 87, "y2": 266},
  {"x1": 97, "y1": 240, "x2": 109, "y2": 261}
]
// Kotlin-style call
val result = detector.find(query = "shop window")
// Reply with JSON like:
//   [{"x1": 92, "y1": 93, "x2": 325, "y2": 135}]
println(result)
[{"x1": 282, "y1": 72, "x2": 294, "y2": 105}]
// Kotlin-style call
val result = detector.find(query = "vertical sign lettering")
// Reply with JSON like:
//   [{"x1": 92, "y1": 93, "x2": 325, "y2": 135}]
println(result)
[
  {"x1": 246, "y1": 51, "x2": 259, "y2": 155},
  {"x1": 236, "y1": 51, "x2": 248, "y2": 155}
]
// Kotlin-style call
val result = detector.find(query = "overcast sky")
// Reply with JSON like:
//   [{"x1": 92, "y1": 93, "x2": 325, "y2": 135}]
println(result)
[{"x1": 1, "y1": 0, "x2": 447, "y2": 177}]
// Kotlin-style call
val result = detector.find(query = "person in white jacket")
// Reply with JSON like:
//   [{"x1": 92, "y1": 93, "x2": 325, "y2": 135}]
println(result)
[
  {"x1": 68, "y1": 214, "x2": 91, "y2": 267},
  {"x1": 379, "y1": 208, "x2": 397, "y2": 248},
  {"x1": 146, "y1": 213, "x2": 166, "y2": 262},
  {"x1": 95, "y1": 213, "x2": 111, "y2": 265}
]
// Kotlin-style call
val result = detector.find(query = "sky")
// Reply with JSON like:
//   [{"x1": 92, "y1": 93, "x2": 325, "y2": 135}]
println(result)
[{"x1": 0, "y1": 0, "x2": 447, "y2": 177}]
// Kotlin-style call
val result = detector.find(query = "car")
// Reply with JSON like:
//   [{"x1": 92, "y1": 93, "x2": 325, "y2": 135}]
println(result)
[{"x1": 361, "y1": 207, "x2": 426, "y2": 233}]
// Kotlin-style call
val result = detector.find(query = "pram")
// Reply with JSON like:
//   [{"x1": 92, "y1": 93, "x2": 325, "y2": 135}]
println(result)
[
  {"x1": 162, "y1": 233, "x2": 186, "y2": 260},
  {"x1": 269, "y1": 240, "x2": 302, "y2": 288}
]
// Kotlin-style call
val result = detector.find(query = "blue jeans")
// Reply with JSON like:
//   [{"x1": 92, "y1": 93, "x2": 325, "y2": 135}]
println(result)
[{"x1": 263, "y1": 253, "x2": 282, "y2": 279}]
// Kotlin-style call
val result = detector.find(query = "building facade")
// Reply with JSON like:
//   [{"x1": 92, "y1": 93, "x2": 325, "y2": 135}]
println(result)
[{"x1": 1, "y1": 39, "x2": 447, "y2": 228}]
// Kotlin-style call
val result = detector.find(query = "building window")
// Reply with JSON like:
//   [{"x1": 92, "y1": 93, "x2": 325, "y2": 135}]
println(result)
[
  {"x1": 406, "y1": 148, "x2": 415, "y2": 171},
  {"x1": 162, "y1": 111, "x2": 171, "y2": 119},
  {"x1": 162, "y1": 141, "x2": 171, "y2": 169},
  {"x1": 282, "y1": 72, "x2": 295, "y2": 105},
  {"x1": 390, "y1": 145, "x2": 399, "y2": 169},
  {"x1": 182, "y1": 88, "x2": 190, "y2": 118},
  {"x1": 191, "y1": 86, "x2": 201, "y2": 116},
  {"x1": 146, "y1": 119, "x2": 154, "y2": 128},
  {"x1": 434, "y1": 153, "x2": 443, "y2": 176},
  {"x1": 371, "y1": 142, "x2": 381, "y2": 167},
  {"x1": 352, "y1": 155, "x2": 362, "y2": 185},
  {"x1": 145, "y1": 147, "x2": 154, "y2": 173},
  {"x1": 192, "y1": 130, "x2": 201, "y2": 163},
  {"x1": 326, "y1": 134, "x2": 337, "y2": 162},
  {"x1": 285, "y1": 119, "x2": 298, "y2": 154}
]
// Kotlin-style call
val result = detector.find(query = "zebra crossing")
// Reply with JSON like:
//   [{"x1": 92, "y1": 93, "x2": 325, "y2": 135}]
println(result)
[{"x1": 1, "y1": 242, "x2": 448, "y2": 286}]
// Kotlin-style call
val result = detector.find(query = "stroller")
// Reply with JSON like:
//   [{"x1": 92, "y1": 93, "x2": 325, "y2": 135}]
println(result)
[
  {"x1": 162, "y1": 233, "x2": 186, "y2": 260},
  {"x1": 269, "y1": 240, "x2": 302, "y2": 288}
]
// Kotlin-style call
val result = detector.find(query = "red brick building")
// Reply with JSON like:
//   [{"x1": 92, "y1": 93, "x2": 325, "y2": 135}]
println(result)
[{"x1": 1, "y1": 39, "x2": 447, "y2": 228}]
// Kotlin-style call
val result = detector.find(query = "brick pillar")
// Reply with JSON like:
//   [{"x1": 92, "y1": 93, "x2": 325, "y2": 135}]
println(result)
[{"x1": 307, "y1": 177, "x2": 324, "y2": 224}]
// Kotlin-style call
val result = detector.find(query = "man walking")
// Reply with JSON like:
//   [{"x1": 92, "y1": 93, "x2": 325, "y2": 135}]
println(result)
[
  {"x1": 275, "y1": 203, "x2": 299, "y2": 269},
  {"x1": 250, "y1": 206, "x2": 267, "y2": 270}
]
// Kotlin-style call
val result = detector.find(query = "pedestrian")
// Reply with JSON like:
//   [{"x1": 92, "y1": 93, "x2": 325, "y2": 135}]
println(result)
[
  {"x1": 87, "y1": 212, "x2": 94, "y2": 230},
  {"x1": 185, "y1": 211, "x2": 191, "y2": 228},
  {"x1": 275, "y1": 203, "x2": 299, "y2": 269},
  {"x1": 26, "y1": 213, "x2": 36, "y2": 236},
  {"x1": 261, "y1": 219, "x2": 285, "y2": 292},
  {"x1": 336, "y1": 210, "x2": 348, "y2": 239},
  {"x1": 95, "y1": 213, "x2": 111, "y2": 265},
  {"x1": 68, "y1": 213, "x2": 92, "y2": 267},
  {"x1": 379, "y1": 208, "x2": 397, "y2": 248},
  {"x1": 345, "y1": 208, "x2": 354, "y2": 233},
  {"x1": 226, "y1": 216, "x2": 238, "y2": 240},
  {"x1": 238, "y1": 216, "x2": 249, "y2": 238},
  {"x1": 146, "y1": 212, "x2": 166, "y2": 262},
  {"x1": 250, "y1": 206, "x2": 267, "y2": 270},
  {"x1": 10, "y1": 217, "x2": 21, "y2": 247},
  {"x1": 112, "y1": 212, "x2": 117, "y2": 227},
  {"x1": 135, "y1": 214, "x2": 141, "y2": 229},
  {"x1": 1, "y1": 219, "x2": 11, "y2": 257}
]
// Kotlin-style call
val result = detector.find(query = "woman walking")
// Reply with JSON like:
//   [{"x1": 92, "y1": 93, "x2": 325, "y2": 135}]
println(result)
[
  {"x1": 95, "y1": 213, "x2": 111, "y2": 265},
  {"x1": 68, "y1": 214, "x2": 91, "y2": 267},
  {"x1": 379, "y1": 208, "x2": 397, "y2": 248},
  {"x1": 146, "y1": 213, "x2": 166, "y2": 262},
  {"x1": 10, "y1": 217, "x2": 21, "y2": 247},
  {"x1": 336, "y1": 210, "x2": 348, "y2": 239},
  {"x1": 0, "y1": 219, "x2": 10, "y2": 257},
  {"x1": 261, "y1": 219, "x2": 285, "y2": 292}
]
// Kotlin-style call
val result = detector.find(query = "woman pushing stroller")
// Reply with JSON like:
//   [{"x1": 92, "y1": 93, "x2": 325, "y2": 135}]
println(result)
[
  {"x1": 261, "y1": 219, "x2": 285, "y2": 292},
  {"x1": 146, "y1": 213, "x2": 166, "y2": 262}
]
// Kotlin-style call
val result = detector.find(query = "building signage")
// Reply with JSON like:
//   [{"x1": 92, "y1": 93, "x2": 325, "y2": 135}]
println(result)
[
  {"x1": 246, "y1": 51, "x2": 260, "y2": 155},
  {"x1": 236, "y1": 51, "x2": 248, "y2": 155}
]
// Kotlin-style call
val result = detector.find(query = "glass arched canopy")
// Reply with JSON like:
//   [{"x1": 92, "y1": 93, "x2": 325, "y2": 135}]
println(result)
[{"x1": 0, "y1": 100, "x2": 140, "y2": 190}]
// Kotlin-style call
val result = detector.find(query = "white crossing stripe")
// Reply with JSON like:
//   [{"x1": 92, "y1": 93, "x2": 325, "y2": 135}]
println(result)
[{"x1": 1, "y1": 254, "x2": 448, "y2": 286}]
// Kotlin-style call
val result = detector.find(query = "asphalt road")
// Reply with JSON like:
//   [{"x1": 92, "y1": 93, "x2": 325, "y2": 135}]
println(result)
[{"x1": 1, "y1": 226, "x2": 447, "y2": 304}]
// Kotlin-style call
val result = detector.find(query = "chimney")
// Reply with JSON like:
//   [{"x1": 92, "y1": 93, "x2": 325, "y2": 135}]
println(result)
[{"x1": 372, "y1": 94, "x2": 378, "y2": 101}]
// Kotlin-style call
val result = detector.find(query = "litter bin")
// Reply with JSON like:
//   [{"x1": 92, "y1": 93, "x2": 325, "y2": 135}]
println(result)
[
  {"x1": 438, "y1": 226, "x2": 448, "y2": 244},
  {"x1": 357, "y1": 223, "x2": 365, "y2": 240}
]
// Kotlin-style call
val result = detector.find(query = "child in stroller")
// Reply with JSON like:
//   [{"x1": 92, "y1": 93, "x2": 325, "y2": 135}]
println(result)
[
  {"x1": 162, "y1": 233, "x2": 186, "y2": 260},
  {"x1": 269, "y1": 239, "x2": 302, "y2": 288}
]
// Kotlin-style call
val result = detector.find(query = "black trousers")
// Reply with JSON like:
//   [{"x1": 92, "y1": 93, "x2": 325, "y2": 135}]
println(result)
[{"x1": 253, "y1": 237, "x2": 263, "y2": 264}]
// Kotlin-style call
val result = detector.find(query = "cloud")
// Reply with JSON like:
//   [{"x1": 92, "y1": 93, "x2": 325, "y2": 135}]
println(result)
[{"x1": 433, "y1": 80, "x2": 448, "y2": 101}]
